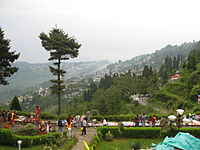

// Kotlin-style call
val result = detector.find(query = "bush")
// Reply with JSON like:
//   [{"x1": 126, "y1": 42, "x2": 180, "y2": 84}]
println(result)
[
  {"x1": 0, "y1": 129, "x2": 14, "y2": 145},
  {"x1": 130, "y1": 141, "x2": 141, "y2": 150},
  {"x1": 97, "y1": 127, "x2": 121, "y2": 138},
  {"x1": 97, "y1": 130, "x2": 103, "y2": 140},
  {"x1": 24, "y1": 123, "x2": 35, "y2": 130},
  {"x1": 179, "y1": 128, "x2": 200, "y2": 138},
  {"x1": 16, "y1": 111, "x2": 57, "y2": 120},
  {"x1": 0, "y1": 128, "x2": 61, "y2": 147},
  {"x1": 40, "y1": 113, "x2": 56, "y2": 120},
  {"x1": 45, "y1": 134, "x2": 78, "y2": 150},
  {"x1": 91, "y1": 110, "x2": 99, "y2": 116},
  {"x1": 97, "y1": 127, "x2": 200, "y2": 139},
  {"x1": 123, "y1": 127, "x2": 160, "y2": 138},
  {"x1": 90, "y1": 136, "x2": 100, "y2": 150},
  {"x1": 14, "y1": 123, "x2": 40, "y2": 136},
  {"x1": 104, "y1": 131, "x2": 113, "y2": 141}
]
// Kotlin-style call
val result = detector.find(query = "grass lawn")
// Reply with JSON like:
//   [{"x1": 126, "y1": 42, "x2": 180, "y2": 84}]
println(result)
[
  {"x1": 96, "y1": 138, "x2": 163, "y2": 150},
  {"x1": 0, "y1": 145, "x2": 45, "y2": 150}
]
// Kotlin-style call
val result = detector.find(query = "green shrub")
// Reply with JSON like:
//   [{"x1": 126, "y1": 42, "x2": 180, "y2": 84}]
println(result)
[
  {"x1": 40, "y1": 113, "x2": 56, "y2": 120},
  {"x1": 98, "y1": 127, "x2": 200, "y2": 139},
  {"x1": 16, "y1": 111, "x2": 57, "y2": 120},
  {"x1": 90, "y1": 136, "x2": 100, "y2": 150},
  {"x1": 160, "y1": 128, "x2": 178, "y2": 138},
  {"x1": 62, "y1": 137, "x2": 78, "y2": 150},
  {"x1": 0, "y1": 128, "x2": 61, "y2": 147},
  {"x1": 14, "y1": 123, "x2": 40, "y2": 136},
  {"x1": 0, "y1": 129, "x2": 14, "y2": 145},
  {"x1": 179, "y1": 128, "x2": 200, "y2": 138},
  {"x1": 97, "y1": 131, "x2": 103, "y2": 140},
  {"x1": 24, "y1": 123, "x2": 35, "y2": 130},
  {"x1": 97, "y1": 127, "x2": 121, "y2": 138},
  {"x1": 91, "y1": 110, "x2": 99, "y2": 116},
  {"x1": 104, "y1": 131, "x2": 113, "y2": 141},
  {"x1": 123, "y1": 127, "x2": 160, "y2": 138},
  {"x1": 13, "y1": 134, "x2": 34, "y2": 147},
  {"x1": 130, "y1": 141, "x2": 141, "y2": 150}
]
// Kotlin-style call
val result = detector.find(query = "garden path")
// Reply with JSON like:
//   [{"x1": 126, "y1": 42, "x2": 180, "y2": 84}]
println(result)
[{"x1": 72, "y1": 127, "x2": 97, "y2": 150}]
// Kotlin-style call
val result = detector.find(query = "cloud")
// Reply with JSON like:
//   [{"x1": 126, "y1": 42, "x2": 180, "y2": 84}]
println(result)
[{"x1": 1, "y1": 0, "x2": 200, "y2": 63}]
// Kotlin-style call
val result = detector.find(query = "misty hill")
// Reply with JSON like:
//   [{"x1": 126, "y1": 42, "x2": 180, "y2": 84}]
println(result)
[
  {"x1": 107, "y1": 41, "x2": 199, "y2": 72},
  {"x1": 0, "y1": 60, "x2": 110, "y2": 103}
]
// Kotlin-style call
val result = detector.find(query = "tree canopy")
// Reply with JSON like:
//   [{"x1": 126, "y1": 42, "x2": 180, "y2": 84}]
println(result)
[
  {"x1": 39, "y1": 27, "x2": 81, "y2": 115},
  {"x1": 10, "y1": 96, "x2": 22, "y2": 111},
  {"x1": 0, "y1": 27, "x2": 20, "y2": 85}
]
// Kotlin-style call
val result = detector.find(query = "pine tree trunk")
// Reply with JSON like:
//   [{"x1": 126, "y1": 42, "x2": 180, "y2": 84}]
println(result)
[
  {"x1": 57, "y1": 59, "x2": 61, "y2": 115},
  {"x1": 58, "y1": 93, "x2": 61, "y2": 115}
]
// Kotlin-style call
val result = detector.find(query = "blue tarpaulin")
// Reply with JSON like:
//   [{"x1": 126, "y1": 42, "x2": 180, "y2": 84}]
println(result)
[{"x1": 156, "y1": 132, "x2": 200, "y2": 150}]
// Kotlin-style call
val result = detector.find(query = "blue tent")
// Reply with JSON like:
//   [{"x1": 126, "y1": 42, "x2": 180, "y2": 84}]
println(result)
[{"x1": 156, "y1": 132, "x2": 200, "y2": 150}]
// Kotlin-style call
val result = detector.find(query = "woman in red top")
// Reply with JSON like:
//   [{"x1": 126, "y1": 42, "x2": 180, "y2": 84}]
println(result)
[{"x1": 151, "y1": 115, "x2": 156, "y2": 127}]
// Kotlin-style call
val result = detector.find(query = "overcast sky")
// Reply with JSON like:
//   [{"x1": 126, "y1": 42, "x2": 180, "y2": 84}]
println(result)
[{"x1": 1, "y1": 0, "x2": 200, "y2": 63}]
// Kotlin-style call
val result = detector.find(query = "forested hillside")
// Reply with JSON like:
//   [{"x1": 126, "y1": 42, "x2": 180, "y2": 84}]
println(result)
[
  {"x1": 2, "y1": 42, "x2": 200, "y2": 116},
  {"x1": 0, "y1": 60, "x2": 110, "y2": 103},
  {"x1": 150, "y1": 45, "x2": 200, "y2": 113},
  {"x1": 56, "y1": 43, "x2": 200, "y2": 116},
  {"x1": 107, "y1": 41, "x2": 198, "y2": 72}
]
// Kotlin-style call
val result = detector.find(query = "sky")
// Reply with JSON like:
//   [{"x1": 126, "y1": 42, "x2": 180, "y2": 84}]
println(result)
[{"x1": 1, "y1": 0, "x2": 200, "y2": 63}]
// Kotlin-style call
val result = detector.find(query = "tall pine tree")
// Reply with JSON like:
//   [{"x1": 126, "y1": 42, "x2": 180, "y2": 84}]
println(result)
[
  {"x1": 39, "y1": 27, "x2": 81, "y2": 115},
  {"x1": 0, "y1": 27, "x2": 20, "y2": 85}
]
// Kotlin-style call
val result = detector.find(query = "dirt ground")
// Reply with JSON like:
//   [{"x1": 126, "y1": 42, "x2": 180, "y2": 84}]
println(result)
[{"x1": 71, "y1": 127, "x2": 97, "y2": 150}]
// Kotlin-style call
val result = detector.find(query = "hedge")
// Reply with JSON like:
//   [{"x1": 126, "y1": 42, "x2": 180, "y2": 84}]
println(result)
[
  {"x1": 97, "y1": 127, "x2": 200, "y2": 139},
  {"x1": 17, "y1": 111, "x2": 56, "y2": 120},
  {"x1": 123, "y1": 127, "x2": 160, "y2": 138},
  {"x1": 0, "y1": 128, "x2": 60, "y2": 147},
  {"x1": 97, "y1": 127, "x2": 122, "y2": 138}
]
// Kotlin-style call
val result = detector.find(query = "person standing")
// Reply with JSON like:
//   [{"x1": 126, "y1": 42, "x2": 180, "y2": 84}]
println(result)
[
  {"x1": 81, "y1": 118, "x2": 87, "y2": 135},
  {"x1": 66, "y1": 115, "x2": 73, "y2": 138},
  {"x1": 39, "y1": 121, "x2": 47, "y2": 135},
  {"x1": 75, "y1": 114, "x2": 80, "y2": 128},
  {"x1": 46, "y1": 121, "x2": 52, "y2": 133},
  {"x1": 34, "y1": 106, "x2": 41, "y2": 123},
  {"x1": 141, "y1": 114, "x2": 147, "y2": 127},
  {"x1": 176, "y1": 114, "x2": 183, "y2": 128},
  {"x1": 134, "y1": 114, "x2": 140, "y2": 127},
  {"x1": 86, "y1": 109, "x2": 91, "y2": 121},
  {"x1": 58, "y1": 118, "x2": 63, "y2": 132},
  {"x1": 160, "y1": 116, "x2": 166, "y2": 129},
  {"x1": 11, "y1": 111, "x2": 16, "y2": 127},
  {"x1": 151, "y1": 115, "x2": 157, "y2": 127}
]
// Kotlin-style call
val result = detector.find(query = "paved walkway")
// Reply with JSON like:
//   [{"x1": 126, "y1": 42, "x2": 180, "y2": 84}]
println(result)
[{"x1": 72, "y1": 127, "x2": 97, "y2": 150}]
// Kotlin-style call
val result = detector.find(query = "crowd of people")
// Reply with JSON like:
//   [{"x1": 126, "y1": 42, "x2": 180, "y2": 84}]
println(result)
[
  {"x1": 134, "y1": 114, "x2": 157, "y2": 127},
  {"x1": 3, "y1": 105, "x2": 200, "y2": 137},
  {"x1": 0, "y1": 110, "x2": 16, "y2": 128},
  {"x1": 57, "y1": 112, "x2": 90, "y2": 136}
]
